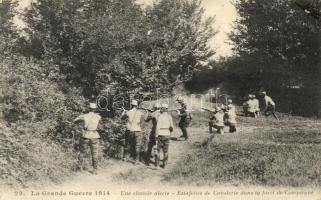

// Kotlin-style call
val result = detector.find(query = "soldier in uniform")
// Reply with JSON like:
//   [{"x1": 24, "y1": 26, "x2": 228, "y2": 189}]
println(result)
[
  {"x1": 208, "y1": 112, "x2": 215, "y2": 134},
  {"x1": 252, "y1": 94, "x2": 260, "y2": 117},
  {"x1": 144, "y1": 103, "x2": 161, "y2": 165},
  {"x1": 262, "y1": 91, "x2": 278, "y2": 120},
  {"x1": 212, "y1": 107, "x2": 225, "y2": 134},
  {"x1": 226, "y1": 99, "x2": 237, "y2": 133},
  {"x1": 155, "y1": 103, "x2": 174, "y2": 169},
  {"x1": 74, "y1": 103, "x2": 101, "y2": 175},
  {"x1": 243, "y1": 95, "x2": 251, "y2": 117},
  {"x1": 121, "y1": 100, "x2": 144, "y2": 164},
  {"x1": 247, "y1": 94, "x2": 257, "y2": 118},
  {"x1": 176, "y1": 96, "x2": 191, "y2": 140}
]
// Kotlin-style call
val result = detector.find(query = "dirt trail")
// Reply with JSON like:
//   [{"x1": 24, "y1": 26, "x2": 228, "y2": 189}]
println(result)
[
  {"x1": 45, "y1": 127, "x2": 208, "y2": 190},
  {"x1": 44, "y1": 123, "x2": 255, "y2": 191}
]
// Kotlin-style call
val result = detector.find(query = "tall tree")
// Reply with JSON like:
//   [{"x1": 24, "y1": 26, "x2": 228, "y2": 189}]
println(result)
[
  {"x1": 0, "y1": 0, "x2": 18, "y2": 55},
  {"x1": 142, "y1": 0, "x2": 216, "y2": 93},
  {"x1": 23, "y1": 0, "x2": 216, "y2": 97},
  {"x1": 230, "y1": 0, "x2": 321, "y2": 116}
]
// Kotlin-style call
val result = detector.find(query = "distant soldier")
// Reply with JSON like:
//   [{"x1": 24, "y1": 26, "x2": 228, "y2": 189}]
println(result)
[
  {"x1": 201, "y1": 107, "x2": 217, "y2": 134},
  {"x1": 212, "y1": 107, "x2": 225, "y2": 134},
  {"x1": 144, "y1": 103, "x2": 161, "y2": 165},
  {"x1": 74, "y1": 103, "x2": 101, "y2": 175},
  {"x1": 262, "y1": 91, "x2": 278, "y2": 120},
  {"x1": 226, "y1": 99, "x2": 237, "y2": 133},
  {"x1": 176, "y1": 97, "x2": 191, "y2": 140},
  {"x1": 252, "y1": 94, "x2": 260, "y2": 117},
  {"x1": 208, "y1": 112, "x2": 215, "y2": 134},
  {"x1": 155, "y1": 103, "x2": 174, "y2": 168},
  {"x1": 121, "y1": 100, "x2": 144, "y2": 164},
  {"x1": 247, "y1": 94, "x2": 257, "y2": 118},
  {"x1": 243, "y1": 95, "x2": 251, "y2": 117}
]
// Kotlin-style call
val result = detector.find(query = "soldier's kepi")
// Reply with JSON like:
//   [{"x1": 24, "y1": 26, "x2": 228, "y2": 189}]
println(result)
[{"x1": 74, "y1": 102, "x2": 101, "y2": 175}]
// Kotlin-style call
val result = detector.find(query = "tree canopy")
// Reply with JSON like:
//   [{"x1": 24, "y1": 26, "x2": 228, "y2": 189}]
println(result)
[
  {"x1": 229, "y1": 0, "x2": 321, "y2": 116},
  {"x1": 23, "y1": 0, "x2": 216, "y2": 97}
]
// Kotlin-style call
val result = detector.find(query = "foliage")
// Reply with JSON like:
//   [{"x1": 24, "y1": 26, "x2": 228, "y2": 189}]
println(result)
[
  {"x1": 23, "y1": 0, "x2": 216, "y2": 96},
  {"x1": 1, "y1": 0, "x2": 81, "y2": 188},
  {"x1": 0, "y1": 122, "x2": 77, "y2": 189},
  {"x1": 185, "y1": 60, "x2": 228, "y2": 93},
  {"x1": 0, "y1": 0, "x2": 19, "y2": 55},
  {"x1": 1, "y1": 55, "x2": 86, "y2": 134},
  {"x1": 99, "y1": 118, "x2": 127, "y2": 158},
  {"x1": 229, "y1": 0, "x2": 321, "y2": 116},
  {"x1": 0, "y1": 0, "x2": 217, "y2": 188}
]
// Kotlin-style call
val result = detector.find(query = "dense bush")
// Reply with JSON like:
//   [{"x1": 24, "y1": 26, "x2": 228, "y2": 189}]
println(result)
[
  {"x1": 0, "y1": 122, "x2": 77, "y2": 189},
  {"x1": 23, "y1": 0, "x2": 216, "y2": 95},
  {"x1": 1, "y1": 55, "x2": 86, "y2": 135},
  {"x1": 0, "y1": 54, "x2": 87, "y2": 187}
]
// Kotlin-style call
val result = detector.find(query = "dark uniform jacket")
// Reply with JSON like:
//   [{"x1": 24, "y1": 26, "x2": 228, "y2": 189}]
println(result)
[{"x1": 178, "y1": 103, "x2": 191, "y2": 127}]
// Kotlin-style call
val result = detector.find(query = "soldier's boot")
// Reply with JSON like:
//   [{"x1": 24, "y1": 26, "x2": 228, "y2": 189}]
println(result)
[
  {"x1": 146, "y1": 144, "x2": 153, "y2": 161},
  {"x1": 78, "y1": 153, "x2": 85, "y2": 172},
  {"x1": 135, "y1": 151, "x2": 142, "y2": 165},
  {"x1": 163, "y1": 154, "x2": 169, "y2": 168},
  {"x1": 120, "y1": 146, "x2": 126, "y2": 161},
  {"x1": 138, "y1": 151, "x2": 143, "y2": 162},
  {"x1": 230, "y1": 126, "x2": 236, "y2": 133},
  {"x1": 155, "y1": 155, "x2": 160, "y2": 169}
]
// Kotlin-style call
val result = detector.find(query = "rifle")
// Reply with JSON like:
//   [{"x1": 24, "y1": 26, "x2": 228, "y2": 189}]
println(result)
[
  {"x1": 164, "y1": 109, "x2": 180, "y2": 113},
  {"x1": 201, "y1": 107, "x2": 217, "y2": 114},
  {"x1": 138, "y1": 107, "x2": 180, "y2": 113},
  {"x1": 138, "y1": 107, "x2": 155, "y2": 112}
]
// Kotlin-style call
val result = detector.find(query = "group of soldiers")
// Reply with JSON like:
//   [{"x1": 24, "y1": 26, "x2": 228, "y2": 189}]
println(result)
[
  {"x1": 119, "y1": 97, "x2": 192, "y2": 168},
  {"x1": 204, "y1": 99, "x2": 237, "y2": 134},
  {"x1": 243, "y1": 91, "x2": 278, "y2": 120},
  {"x1": 73, "y1": 91, "x2": 277, "y2": 175},
  {"x1": 73, "y1": 96, "x2": 192, "y2": 174}
]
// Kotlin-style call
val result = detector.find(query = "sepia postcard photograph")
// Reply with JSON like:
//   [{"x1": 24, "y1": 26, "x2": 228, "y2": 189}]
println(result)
[{"x1": 1, "y1": 0, "x2": 321, "y2": 199}]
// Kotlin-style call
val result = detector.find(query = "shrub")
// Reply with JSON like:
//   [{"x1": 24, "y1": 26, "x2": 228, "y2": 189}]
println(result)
[{"x1": 0, "y1": 55, "x2": 86, "y2": 187}]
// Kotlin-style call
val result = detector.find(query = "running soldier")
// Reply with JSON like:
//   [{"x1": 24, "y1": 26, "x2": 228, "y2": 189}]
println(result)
[
  {"x1": 155, "y1": 103, "x2": 174, "y2": 169},
  {"x1": 74, "y1": 103, "x2": 101, "y2": 175},
  {"x1": 262, "y1": 91, "x2": 278, "y2": 120},
  {"x1": 121, "y1": 100, "x2": 144, "y2": 164},
  {"x1": 144, "y1": 103, "x2": 161, "y2": 165},
  {"x1": 176, "y1": 96, "x2": 191, "y2": 140}
]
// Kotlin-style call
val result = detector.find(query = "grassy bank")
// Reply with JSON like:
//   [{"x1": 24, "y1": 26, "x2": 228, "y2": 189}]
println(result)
[{"x1": 164, "y1": 113, "x2": 321, "y2": 187}]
